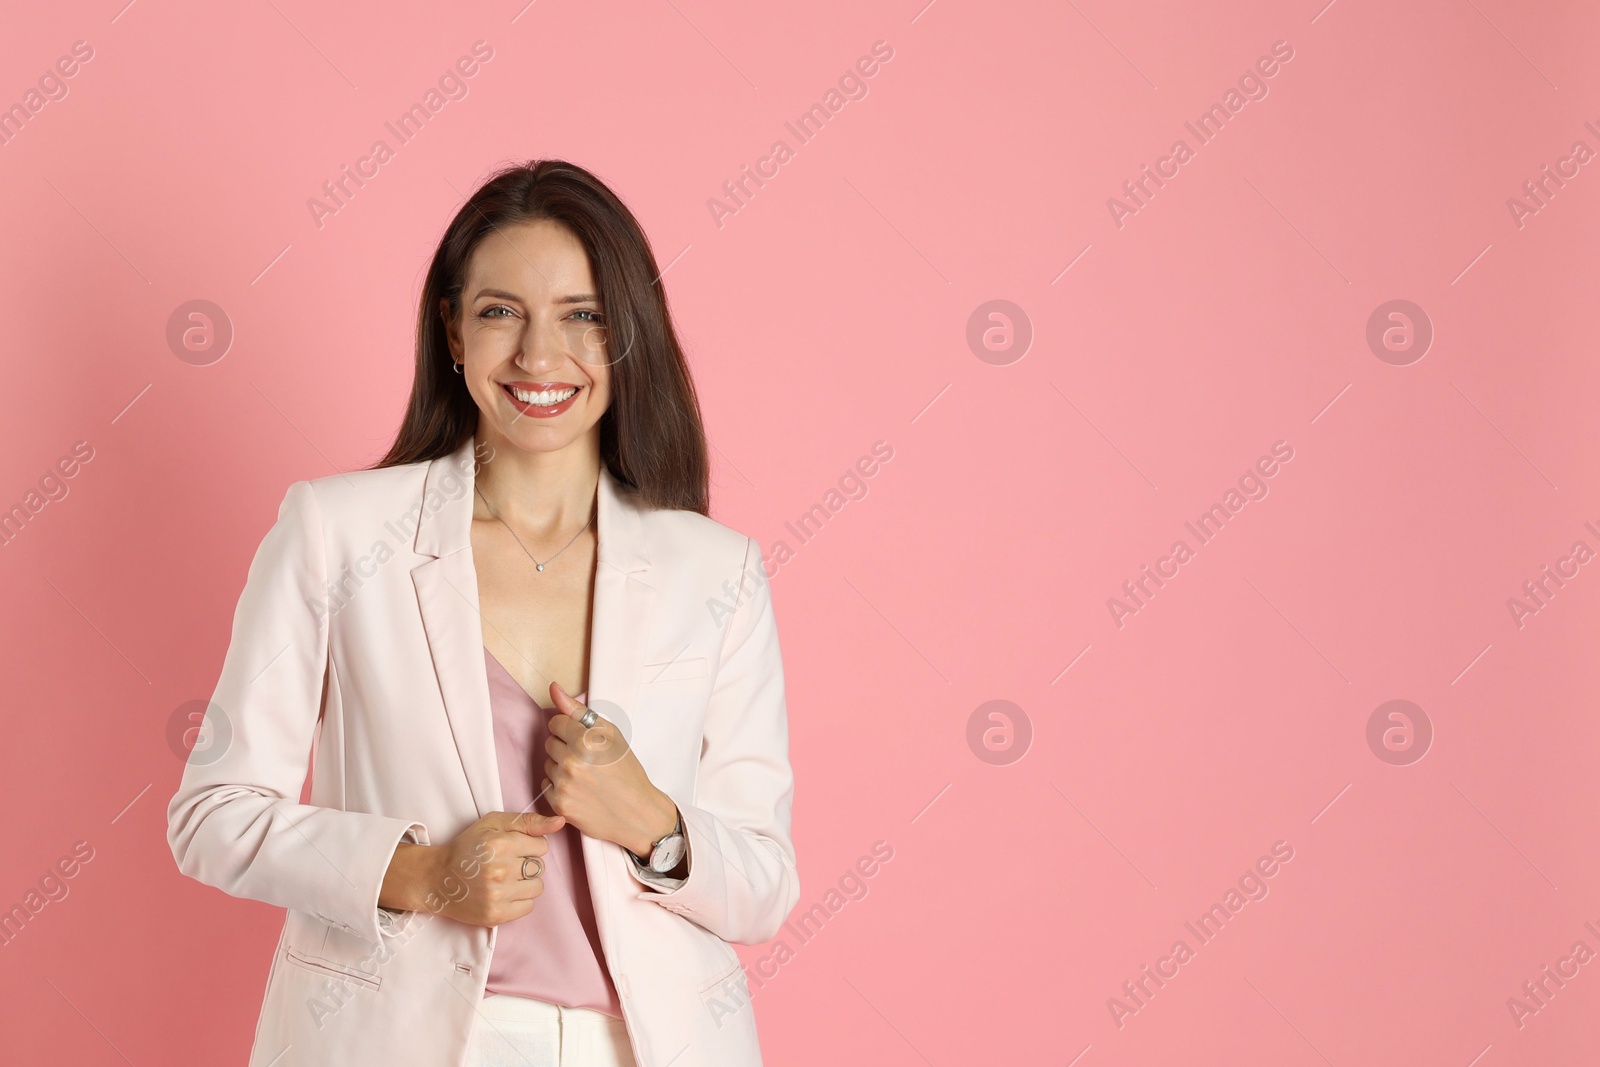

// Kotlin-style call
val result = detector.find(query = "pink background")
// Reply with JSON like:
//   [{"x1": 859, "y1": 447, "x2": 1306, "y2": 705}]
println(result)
[{"x1": 2, "y1": 1, "x2": 1598, "y2": 1064}]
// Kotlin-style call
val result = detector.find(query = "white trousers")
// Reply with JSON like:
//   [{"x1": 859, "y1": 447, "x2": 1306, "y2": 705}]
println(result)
[{"x1": 466, "y1": 993, "x2": 638, "y2": 1067}]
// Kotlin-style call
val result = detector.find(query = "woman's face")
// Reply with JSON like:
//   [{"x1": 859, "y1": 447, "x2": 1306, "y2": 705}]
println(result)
[{"x1": 442, "y1": 218, "x2": 612, "y2": 457}]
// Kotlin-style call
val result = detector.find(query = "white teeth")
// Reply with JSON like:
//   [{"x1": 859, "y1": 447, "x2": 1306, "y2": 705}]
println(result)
[{"x1": 508, "y1": 385, "x2": 577, "y2": 405}]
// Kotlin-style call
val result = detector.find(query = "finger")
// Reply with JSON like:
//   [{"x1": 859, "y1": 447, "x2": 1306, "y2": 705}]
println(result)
[
  {"x1": 549, "y1": 679, "x2": 580, "y2": 712},
  {"x1": 499, "y1": 873, "x2": 545, "y2": 907},
  {"x1": 505, "y1": 875, "x2": 546, "y2": 905},
  {"x1": 550, "y1": 682, "x2": 604, "y2": 728},
  {"x1": 500, "y1": 830, "x2": 550, "y2": 857},
  {"x1": 514, "y1": 855, "x2": 545, "y2": 881},
  {"x1": 544, "y1": 734, "x2": 570, "y2": 761},
  {"x1": 480, "y1": 811, "x2": 540, "y2": 834},
  {"x1": 508, "y1": 810, "x2": 566, "y2": 838},
  {"x1": 546, "y1": 710, "x2": 588, "y2": 743},
  {"x1": 550, "y1": 714, "x2": 620, "y2": 758}
]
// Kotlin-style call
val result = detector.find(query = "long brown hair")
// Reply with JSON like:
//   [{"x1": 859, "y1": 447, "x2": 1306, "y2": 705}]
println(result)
[{"x1": 369, "y1": 159, "x2": 710, "y2": 515}]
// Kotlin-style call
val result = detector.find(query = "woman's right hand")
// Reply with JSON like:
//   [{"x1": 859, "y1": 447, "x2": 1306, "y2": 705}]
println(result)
[{"x1": 386, "y1": 811, "x2": 567, "y2": 928}]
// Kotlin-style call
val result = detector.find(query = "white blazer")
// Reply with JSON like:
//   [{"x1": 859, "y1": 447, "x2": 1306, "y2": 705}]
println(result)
[{"x1": 167, "y1": 436, "x2": 799, "y2": 1066}]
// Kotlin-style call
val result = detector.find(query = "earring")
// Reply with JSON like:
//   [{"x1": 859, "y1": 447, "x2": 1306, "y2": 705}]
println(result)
[{"x1": 452, "y1": 361, "x2": 463, "y2": 375}]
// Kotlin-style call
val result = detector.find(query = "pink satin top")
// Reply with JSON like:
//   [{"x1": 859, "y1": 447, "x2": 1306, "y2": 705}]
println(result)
[{"x1": 482, "y1": 647, "x2": 623, "y2": 1018}]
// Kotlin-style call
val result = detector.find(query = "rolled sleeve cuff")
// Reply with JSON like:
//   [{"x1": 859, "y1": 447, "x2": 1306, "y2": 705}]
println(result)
[
  {"x1": 630, "y1": 802, "x2": 723, "y2": 909},
  {"x1": 626, "y1": 853, "x2": 687, "y2": 892},
  {"x1": 627, "y1": 803, "x2": 706, "y2": 899},
  {"x1": 355, "y1": 818, "x2": 428, "y2": 945}
]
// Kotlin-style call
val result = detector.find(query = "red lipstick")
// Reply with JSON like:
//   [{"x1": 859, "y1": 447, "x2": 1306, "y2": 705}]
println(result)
[{"x1": 500, "y1": 381, "x2": 582, "y2": 418}]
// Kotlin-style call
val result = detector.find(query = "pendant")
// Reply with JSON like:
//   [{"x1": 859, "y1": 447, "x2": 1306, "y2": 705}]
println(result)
[{"x1": 536, "y1": 563, "x2": 545, "y2": 572}]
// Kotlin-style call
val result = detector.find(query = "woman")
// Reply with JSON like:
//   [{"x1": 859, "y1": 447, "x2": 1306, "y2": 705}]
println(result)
[{"x1": 167, "y1": 160, "x2": 799, "y2": 1067}]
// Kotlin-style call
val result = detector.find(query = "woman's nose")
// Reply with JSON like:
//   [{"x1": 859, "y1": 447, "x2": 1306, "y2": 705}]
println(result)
[{"x1": 513, "y1": 318, "x2": 569, "y2": 371}]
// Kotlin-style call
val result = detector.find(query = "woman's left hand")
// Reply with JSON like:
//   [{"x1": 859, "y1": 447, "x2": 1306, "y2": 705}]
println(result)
[{"x1": 542, "y1": 682, "x2": 680, "y2": 859}]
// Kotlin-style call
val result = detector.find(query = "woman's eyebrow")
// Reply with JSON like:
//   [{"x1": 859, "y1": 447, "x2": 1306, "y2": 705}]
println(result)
[
  {"x1": 472, "y1": 288, "x2": 525, "y2": 302},
  {"x1": 472, "y1": 289, "x2": 600, "y2": 304}
]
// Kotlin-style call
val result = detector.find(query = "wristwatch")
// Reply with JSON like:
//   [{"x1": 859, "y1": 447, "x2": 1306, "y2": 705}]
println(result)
[{"x1": 634, "y1": 809, "x2": 687, "y2": 874}]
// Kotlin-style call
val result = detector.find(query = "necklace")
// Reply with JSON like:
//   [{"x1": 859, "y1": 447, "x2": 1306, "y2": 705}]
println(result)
[{"x1": 473, "y1": 483, "x2": 594, "y2": 572}]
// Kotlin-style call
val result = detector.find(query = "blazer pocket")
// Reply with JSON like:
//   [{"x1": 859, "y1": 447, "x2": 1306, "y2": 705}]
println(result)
[
  {"x1": 283, "y1": 946, "x2": 383, "y2": 991},
  {"x1": 643, "y1": 656, "x2": 708, "y2": 683},
  {"x1": 696, "y1": 953, "x2": 746, "y2": 996}
]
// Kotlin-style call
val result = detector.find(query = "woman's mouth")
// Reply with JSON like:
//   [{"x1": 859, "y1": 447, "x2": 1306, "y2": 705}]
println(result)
[{"x1": 500, "y1": 381, "x2": 582, "y2": 418}]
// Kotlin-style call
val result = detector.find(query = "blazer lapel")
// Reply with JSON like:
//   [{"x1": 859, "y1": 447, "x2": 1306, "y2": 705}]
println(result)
[
  {"x1": 409, "y1": 437, "x2": 655, "y2": 822},
  {"x1": 580, "y1": 466, "x2": 653, "y2": 955},
  {"x1": 411, "y1": 439, "x2": 498, "y2": 820},
  {"x1": 585, "y1": 463, "x2": 654, "y2": 768}
]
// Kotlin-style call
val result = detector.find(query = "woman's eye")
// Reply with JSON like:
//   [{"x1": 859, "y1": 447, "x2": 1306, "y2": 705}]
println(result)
[
  {"x1": 570, "y1": 309, "x2": 603, "y2": 323},
  {"x1": 478, "y1": 306, "x2": 513, "y2": 319}
]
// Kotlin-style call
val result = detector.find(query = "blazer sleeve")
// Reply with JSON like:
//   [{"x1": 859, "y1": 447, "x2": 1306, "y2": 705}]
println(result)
[
  {"x1": 166, "y1": 479, "x2": 427, "y2": 950},
  {"x1": 626, "y1": 535, "x2": 800, "y2": 945}
]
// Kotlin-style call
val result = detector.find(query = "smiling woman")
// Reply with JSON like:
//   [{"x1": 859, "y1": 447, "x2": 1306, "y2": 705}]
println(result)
[
  {"x1": 167, "y1": 160, "x2": 799, "y2": 1067},
  {"x1": 377, "y1": 163, "x2": 709, "y2": 512},
  {"x1": 448, "y1": 222, "x2": 615, "y2": 436}
]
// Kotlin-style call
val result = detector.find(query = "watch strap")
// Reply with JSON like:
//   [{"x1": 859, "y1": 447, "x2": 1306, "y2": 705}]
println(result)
[{"x1": 654, "y1": 809, "x2": 683, "y2": 848}]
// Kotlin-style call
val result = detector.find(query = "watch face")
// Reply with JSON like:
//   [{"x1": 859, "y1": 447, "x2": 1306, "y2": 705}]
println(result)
[{"x1": 650, "y1": 835, "x2": 686, "y2": 872}]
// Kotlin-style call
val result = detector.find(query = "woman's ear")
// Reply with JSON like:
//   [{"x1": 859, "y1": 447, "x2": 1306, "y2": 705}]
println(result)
[{"x1": 439, "y1": 298, "x2": 460, "y2": 361}]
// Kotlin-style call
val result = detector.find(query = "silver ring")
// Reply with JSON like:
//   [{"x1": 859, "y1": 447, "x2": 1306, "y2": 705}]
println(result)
[
  {"x1": 520, "y1": 856, "x2": 543, "y2": 881},
  {"x1": 578, "y1": 708, "x2": 599, "y2": 729}
]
